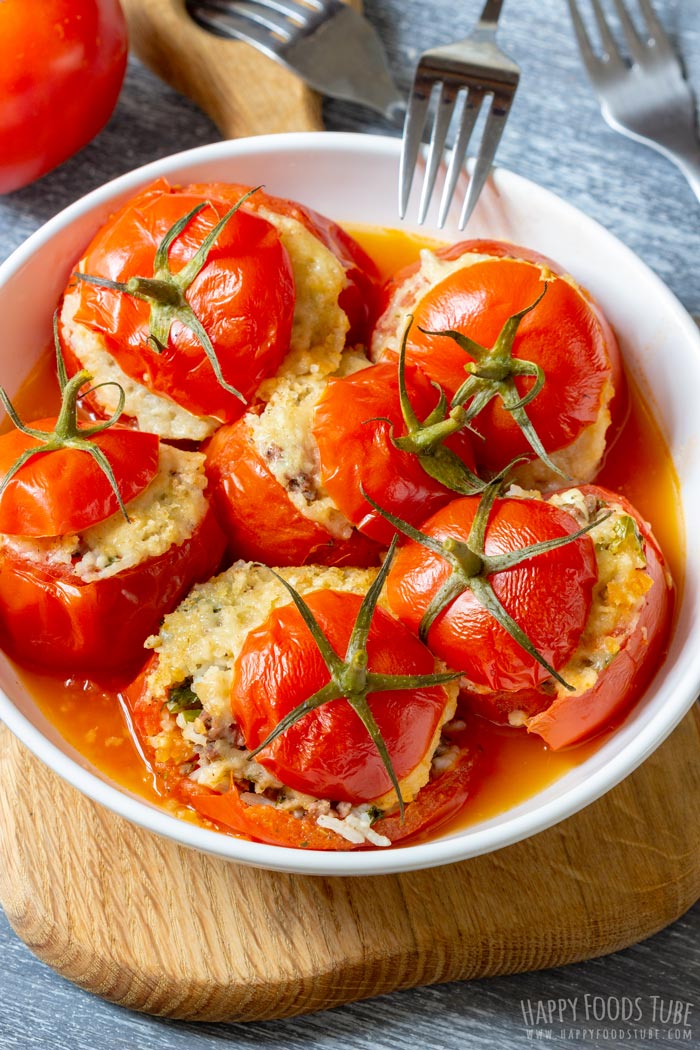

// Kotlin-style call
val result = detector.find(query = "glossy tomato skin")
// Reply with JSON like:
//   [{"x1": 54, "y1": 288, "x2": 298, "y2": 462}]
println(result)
[
  {"x1": 188, "y1": 182, "x2": 381, "y2": 344},
  {"x1": 231, "y1": 590, "x2": 453, "y2": 803},
  {"x1": 462, "y1": 486, "x2": 673, "y2": 749},
  {"x1": 372, "y1": 240, "x2": 625, "y2": 473},
  {"x1": 314, "y1": 361, "x2": 478, "y2": 544},
  {"x1": 0, "y1": 420, "x2": 159, "y2": 536},
  {"x1": 69, "y1": 179, "x2": 295, "y2": 422},
  {"x1": 0, "y1": 1, "x2": 127, "y2": 194},
  {"x1": 0, "y1": 506, "x2": 226, "y2": 673},
  {"x1": 184, "y1": 748, "x2": 476, "y2": 850},
  {"x1": 385, "y1": 496, "x2": 598, "y2": 692},
  {"x1": 204, "y1": 417, "x2": 384, "y2": 567}
]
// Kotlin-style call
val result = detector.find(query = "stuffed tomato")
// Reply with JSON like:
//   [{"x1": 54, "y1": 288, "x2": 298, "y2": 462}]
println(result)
[
  {"x1": 61, "y1": 178, "x2": 381, "y2": 443},
  {"x1": 205, "y1": 347, "x2": 478, "y2": 561},
  {"x1": 0, "y1": 374, "x2": 226, "y2": 672},
  {"x1": 384, "y1": 483, "x2": 673, "y2": 749},
  {"x1": 60, "y1": 178, "x2": 296, "y2": 441},
  {"x1": 371, "y1": 240, "x2": 624, "y2": 488},
  {"x1": 127, "y1": 559, "x2": 476, "y2": 850}
]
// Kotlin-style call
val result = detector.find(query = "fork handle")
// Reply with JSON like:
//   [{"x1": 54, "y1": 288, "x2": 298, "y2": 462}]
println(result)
[
  {"x1": 120, "y1": 0, "x2": 324, "y2": 137},
  {"x1": 478, "y1": 0, "x2": 506, "y2": 29}
]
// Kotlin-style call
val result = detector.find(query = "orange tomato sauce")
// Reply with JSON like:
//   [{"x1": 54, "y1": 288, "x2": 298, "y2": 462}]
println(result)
[{"x1": 8, "y1": 225, "x2": 684, "y2": 838}]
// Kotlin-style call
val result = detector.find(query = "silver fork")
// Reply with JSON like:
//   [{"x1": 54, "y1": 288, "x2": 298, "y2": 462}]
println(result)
[
  {"x1": 399, "y1": 0, "x2": 519, "y2": 230},
  {"x1": 186, "y1": 0, "x2": 405, "y2": 125},
  {"x1": 568, "y1": 0, "x2": 700, "y2": 202}
]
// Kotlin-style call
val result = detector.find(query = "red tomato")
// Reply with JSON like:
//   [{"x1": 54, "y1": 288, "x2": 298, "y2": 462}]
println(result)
[
  {"x1": 188, "y1": 181, "x2": 381, "y2": 344},
  {"x1": 0, "y1": 419, "x2": 158, "y2": 536},
  {"x1": 185, "y1": 748, "x2": 476, "y2": 850},
  {"x1": 0, "y1": 506, "x2": 226, "y2": 673},
  {"x1": 231, "y1": 590, "x2": 453, "y2": 803},
  {"x1": 385, "y1": 495, "x2": 598, "y2": 692},
  {"x1": 204, "y1": 416, "x2": 383, "y2": 567},
  {"x1": 0, "y1": 1, "x2": 127, "y2": 194},
  {"x1": 314, "y1": 360, "x2": 478, "y2": 544},
  {"x1": 372, "y1": 240, "x2": 624, "y2": 474},
  {"x1": 461, "y1": 486, "x2": 673, "y2": 749},
  {"x1": 68, "y1": 179, "x2": 295, "y2": 422}
]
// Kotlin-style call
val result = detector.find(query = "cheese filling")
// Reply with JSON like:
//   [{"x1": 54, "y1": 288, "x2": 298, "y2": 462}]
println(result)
[
  {"x1": 547, "y1": 488, "x2": 653, "y2": 696},
  {"x1": 255, "y1": 207, "x2": 349, "y2": 377},
  {"x1": 500, "y1": 486, "x2": 654, "y2": 709},
  {"x1": 247, "y1": 351, "x2": 370, "y2": 539}
]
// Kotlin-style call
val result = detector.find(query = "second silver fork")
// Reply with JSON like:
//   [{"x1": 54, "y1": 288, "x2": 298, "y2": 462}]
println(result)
[
  {"x1": 400, "y1": 0, "x2": 519, "y2": 230},
  {"x1": 568, "y1": 0, "x2": 700, "y2": 204}
]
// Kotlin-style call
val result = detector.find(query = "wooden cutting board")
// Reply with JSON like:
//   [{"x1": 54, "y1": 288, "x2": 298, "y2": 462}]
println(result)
[
  {"x1": 0, "y1": 0, "x2": 698, "y2": 1025},
  {"x1": 0, "y1": 712, "x2": 698, "y2": 1022}
]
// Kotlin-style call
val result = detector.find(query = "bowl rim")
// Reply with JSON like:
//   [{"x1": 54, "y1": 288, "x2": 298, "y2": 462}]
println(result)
[{"x1": 0, "y1": 130, "x2": 698, "y2": 877}]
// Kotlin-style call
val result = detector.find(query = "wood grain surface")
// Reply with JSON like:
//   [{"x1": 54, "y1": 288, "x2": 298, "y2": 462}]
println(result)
[
  {"x1": 0, "y1": 709, "x2": 698, "y2": 1023},
  {"x1": 120, "y1": 0, "x2": 362, "y2": 138}
]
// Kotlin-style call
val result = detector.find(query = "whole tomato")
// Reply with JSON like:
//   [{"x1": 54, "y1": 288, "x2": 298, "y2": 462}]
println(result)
[
  {"x1": 126, "y1": 580, "x2": 474, "y2": 851},
  {"x1": 462, "y1": 486, "x2": 674, "y2": 749},
  {"x1": 0, "y1": 1, "x2": 128, "y2": 194},
  {"x1": 0, "y1": 388, "x2": 227, "y2": 671}
]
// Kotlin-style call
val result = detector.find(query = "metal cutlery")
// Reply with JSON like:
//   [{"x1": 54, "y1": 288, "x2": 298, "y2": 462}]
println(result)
[
  {"x1": 568, "y1": 0, "x2": 700, "y2": 204},
  {"x1": 186, "y1": 0, "x2": 405, "y2": 125},
  {"x1": 399, "y1": 0, "x2": 519, "y2": 230}
]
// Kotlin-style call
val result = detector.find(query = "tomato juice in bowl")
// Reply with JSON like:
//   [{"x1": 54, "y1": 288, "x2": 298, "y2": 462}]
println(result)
[{"x1": 0, "y1": 133, "x2": 697, "y2": 876}]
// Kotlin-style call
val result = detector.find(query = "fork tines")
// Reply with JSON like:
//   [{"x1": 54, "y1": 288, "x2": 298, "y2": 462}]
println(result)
[
  {"x1": 568, "y1": 0, "x2": 675, "y2": 75},
  {"x1": 400, "y1": 8, "x2": 519, "y2": 230},
  {"x1": 191, "y1": 0, "x2": 317, "y2": 52}
]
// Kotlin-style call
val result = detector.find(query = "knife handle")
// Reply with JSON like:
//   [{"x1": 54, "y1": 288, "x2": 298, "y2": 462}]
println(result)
[{"x1": 120, "y1": 0, "x2": 323, "y2": 138}]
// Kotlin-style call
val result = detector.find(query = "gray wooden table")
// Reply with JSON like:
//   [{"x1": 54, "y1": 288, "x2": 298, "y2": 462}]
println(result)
[{"x1": 0, "y1": 2, "x2": 698, "y2": 1047}]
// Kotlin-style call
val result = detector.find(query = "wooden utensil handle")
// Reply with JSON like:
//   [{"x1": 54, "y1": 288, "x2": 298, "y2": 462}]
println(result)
[{"x1": 120, "y1": 0, "x2": 324, "y2": 138}]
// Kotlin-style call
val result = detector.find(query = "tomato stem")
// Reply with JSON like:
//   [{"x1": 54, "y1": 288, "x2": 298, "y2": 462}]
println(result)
[
  {"x1": 420, "y1": 282, "x2": 568, "y2": 479},
  {"x1": 388, "y1": 316, "x2": 486, "y2": 497},
  {"x1": 0, "y1": 313, "x2": 134, "y2": 523},
  {"x1": 361, "y1": 479, "x2": 608, "y2": 691},
  {"x1": 246, "y1": 538, "x2": 462, "y2": 822},
  {"x1": 73, "y1": 188, "x2": 263, "y2": 404}
]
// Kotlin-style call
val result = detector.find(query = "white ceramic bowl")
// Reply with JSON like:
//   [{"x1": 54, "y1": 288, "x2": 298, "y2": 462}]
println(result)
[{"x1": 0, "y1": 133, "x2": 698, "y2": 876}]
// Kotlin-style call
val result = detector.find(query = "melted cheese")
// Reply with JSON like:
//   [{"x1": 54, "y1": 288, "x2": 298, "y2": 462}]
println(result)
[{"x1": 257, "y1": 207, "x2": 349, "y2": 367}]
